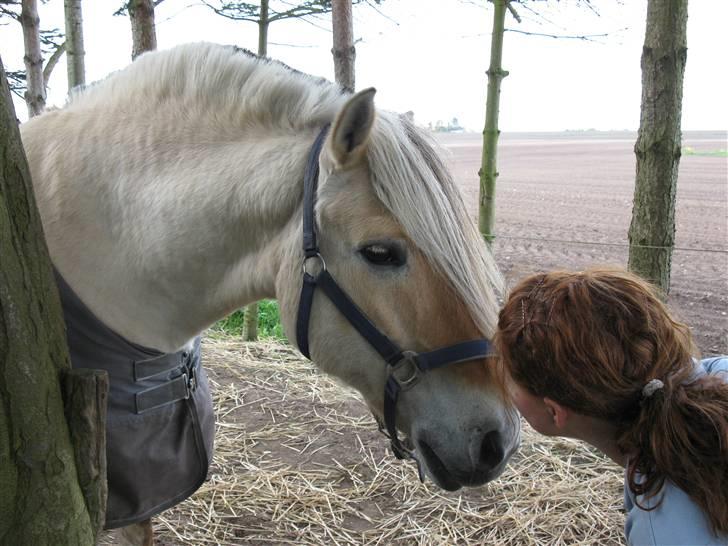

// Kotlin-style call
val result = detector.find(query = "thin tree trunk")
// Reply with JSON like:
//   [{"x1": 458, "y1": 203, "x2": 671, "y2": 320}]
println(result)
[
  {"x1": 478, "y1": 0, "x2": 509, "y2": 246},
  {"x1": 129, "y1": 0, "x2": 157, "y2": 60},
  {"x1": 20, "y1": 0, "x2": 45, "y2": 117},
  {"x1": 258, "y1": 0, "x2": 268, "y2": 57},
  {"x1": 628, "y1": 0, "x2": 688, "y2": 294},
  {"x1": 0, "y1": 56, "x2": 95, "y2": 546},
  {"x1": 64, "y1": 0, "x2": 85, "y2": 89},
  {"x1": 242, "y1": 304, "x2": 258, "y2": 341},
  {"x1": 332, "y1": 0, "x2": 355, "y2": 91}
]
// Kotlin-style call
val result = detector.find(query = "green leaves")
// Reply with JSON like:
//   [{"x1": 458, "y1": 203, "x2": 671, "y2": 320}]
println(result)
[{"x1": 213, "y1": 300, "x2": 287, "y2": 341}]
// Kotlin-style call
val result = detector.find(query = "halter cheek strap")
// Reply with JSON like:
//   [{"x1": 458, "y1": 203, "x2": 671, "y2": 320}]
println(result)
[{"x1": 295, "y1": 124, "x2": 492, "y2": 477}]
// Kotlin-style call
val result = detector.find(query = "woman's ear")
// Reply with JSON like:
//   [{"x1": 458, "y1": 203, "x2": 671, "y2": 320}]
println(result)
[{"x1": 543, "y1": 397, "x2": 570, "y2": 430}]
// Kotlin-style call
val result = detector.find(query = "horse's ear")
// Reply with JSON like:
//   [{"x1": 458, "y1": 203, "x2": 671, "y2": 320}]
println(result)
[{"x1": 328, "y1": 87, "x2": 376, "y2": 168}]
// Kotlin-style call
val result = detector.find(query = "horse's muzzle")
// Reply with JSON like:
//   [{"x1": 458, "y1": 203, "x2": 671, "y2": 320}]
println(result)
[{"x1": 414, "y1": 423, "x2": 517, "y2": 490}]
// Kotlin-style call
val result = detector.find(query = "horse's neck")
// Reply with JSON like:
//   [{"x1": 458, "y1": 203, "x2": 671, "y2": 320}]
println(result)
[{"x1": 33, "y1": 116, "x2": 310, "y2": 352}]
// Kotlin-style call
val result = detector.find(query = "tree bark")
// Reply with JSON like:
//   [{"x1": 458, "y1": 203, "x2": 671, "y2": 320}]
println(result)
[
  {"x1": 628, "y1": 0, "x2": 688, "y2": 294},
  {"x1": 20, "y1": 0, "x2": 45, "y2": 117},
  {"x1": 61, "y1": 369, "x2": 109, "y2": 537},
  {"x1": 129, "y1": 0, "x2": 157, "y2": 60},
  {"x1": 64, "y1": 0, "x2": 85, "y2": 89},
  {"x1": 478, "y1": 0, "x2": 508, "y2": 246},
  {"x1": 258, "y1": 0, "x2": 268, "y2": 57},
  {"x1": 242, "y1": 303, "x2": 258, "y2": 341},
  {"x1": 332, "y1": 0, "x2": 355, "y2": 91},
  {"x1": 0, "y1": 56, "x2": 94, "y2": 546}
]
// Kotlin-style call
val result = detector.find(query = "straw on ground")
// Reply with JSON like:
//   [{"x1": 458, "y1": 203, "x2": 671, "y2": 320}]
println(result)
[{"x1": 155, "y1": 337, "x2": 625, "y2": 546}]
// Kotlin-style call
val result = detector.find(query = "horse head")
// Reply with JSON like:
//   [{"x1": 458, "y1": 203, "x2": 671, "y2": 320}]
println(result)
[{"x1": 276, "y1": 88, "x2": 520, "y2": 490}]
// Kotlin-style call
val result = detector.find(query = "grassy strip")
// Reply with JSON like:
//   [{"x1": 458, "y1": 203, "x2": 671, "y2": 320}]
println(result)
[
  {"x1": 682, "y1": 146, "x2": 727, "y2": 157},
  {"x1": 211, "y1": 299, "x2": 287, "y2": 341}
]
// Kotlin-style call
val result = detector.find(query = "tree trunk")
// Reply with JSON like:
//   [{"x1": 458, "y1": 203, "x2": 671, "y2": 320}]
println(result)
[
  {"x1": 0, "y1": 56, "x2": 95, "y2": 546},
  {"x1": 20, "y1": 0, "x2": 45, "y2": 117},
  {"x1": 242, "y1": 303, "x2": 259, "y2": 341},
  {"x1": 628, "y1": 0, "x2": 688, "y2": 294},
  {"x1": 258, "y1": 0, "x2": 269, "y2": 57},
  {"x1": 478, "y1": 0, "x2": 508, "y2": 246},
  {"x1": 129, "y1": 0, "x2": 157, "y2": 60},
  {"x1": 64, "y1": 0, "x2": 85, "y2": 89},
  {"x1": 332, "y1": 0, "x2": 355, "y2": 91}
]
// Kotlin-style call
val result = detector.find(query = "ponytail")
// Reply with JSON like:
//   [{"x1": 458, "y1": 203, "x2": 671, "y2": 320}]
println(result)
[{"x1": 620, "y1": 372, "x2": 728, "y2": 535}]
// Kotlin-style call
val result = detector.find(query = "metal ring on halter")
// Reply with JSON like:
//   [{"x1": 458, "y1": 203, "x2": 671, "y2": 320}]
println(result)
[
  {"x1": 302, "y1": 253, "x2": 327, "y2": 276},
  {"x1": 389, "y1": 351, "x2": 421, "y2": 390}
]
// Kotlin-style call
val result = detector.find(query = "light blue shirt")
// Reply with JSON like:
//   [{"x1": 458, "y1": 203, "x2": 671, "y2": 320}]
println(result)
[{"x1": 624, "y1": 357, "x2": 728, "y2": 546}]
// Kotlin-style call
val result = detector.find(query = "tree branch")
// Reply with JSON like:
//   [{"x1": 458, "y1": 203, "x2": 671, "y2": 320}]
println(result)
[
  {"x1": 504, "y1": 27, "x2": 614, "y2": 41},
  {"x1": 43, "y1": 41, "x2": 66, "y2": 86},
  {"x1": 506, "y1": 1, "x2": 521, "y2": 23},
  {"x1": 5, "y1": 70, "x2": 26, "y2": 98},
  {"x1": 268, "y1": 3, "x2": 333, "y2": 23},
  {"x1": 198, "y1": 0, "x2": 259, "y2": 22}
]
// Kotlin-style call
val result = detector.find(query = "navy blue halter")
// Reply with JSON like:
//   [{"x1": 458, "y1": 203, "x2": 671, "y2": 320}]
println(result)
[{"x1": 295, "y1": 124, "x2": 492, "y2": 475}]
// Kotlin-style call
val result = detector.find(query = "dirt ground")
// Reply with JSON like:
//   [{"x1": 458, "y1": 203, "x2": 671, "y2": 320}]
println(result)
[{"x1": 437, "y1": 130, "x2": 727, "y2": 355}]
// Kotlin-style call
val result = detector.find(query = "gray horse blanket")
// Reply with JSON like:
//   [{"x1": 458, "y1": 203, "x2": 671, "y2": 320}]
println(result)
[{"x1": 55, "y1": 271, "x2": 215, "y2": 528}]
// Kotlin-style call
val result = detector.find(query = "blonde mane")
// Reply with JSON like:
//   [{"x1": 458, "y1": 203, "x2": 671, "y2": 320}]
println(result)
[
  {"x1": 67, "y1": 42, "x2": 503, "y2": 336},
  {"x1": 67, "y1": 42, "x2": 348, "y2": 130}
]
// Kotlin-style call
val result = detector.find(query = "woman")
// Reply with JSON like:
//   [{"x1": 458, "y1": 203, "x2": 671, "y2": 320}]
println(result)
[{"x1": 495, "y1": 269, "x2": 727, "y2": 546}]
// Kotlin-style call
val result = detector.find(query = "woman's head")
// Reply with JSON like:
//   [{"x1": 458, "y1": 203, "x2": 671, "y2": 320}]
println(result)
[
  {"x1": 495, "y1": 268, "x2": 728, "y2": 534},
  {"x1": 495, "y1": 268, "x2": 695, "y2": 421}
]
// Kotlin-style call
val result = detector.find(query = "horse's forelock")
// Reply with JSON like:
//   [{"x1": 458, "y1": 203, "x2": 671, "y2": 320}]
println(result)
[{"x1": 367, "y1": 113, "x2": 504, "y2": 337}]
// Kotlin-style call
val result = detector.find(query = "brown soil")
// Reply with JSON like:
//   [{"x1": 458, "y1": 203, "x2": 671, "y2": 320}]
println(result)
[{"x1": 438, "y1": 131, "x2": 727, "y2": 355}]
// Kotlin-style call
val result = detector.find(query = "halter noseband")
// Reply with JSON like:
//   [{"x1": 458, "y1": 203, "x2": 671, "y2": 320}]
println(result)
[{"x1": 295, "y1": 124, "x2": 492, "y2": 479}]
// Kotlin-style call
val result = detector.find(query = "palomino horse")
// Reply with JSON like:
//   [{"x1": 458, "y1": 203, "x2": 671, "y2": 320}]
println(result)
[{"x1": 20, "y1": 43, "x2": 519, "y2": 543}]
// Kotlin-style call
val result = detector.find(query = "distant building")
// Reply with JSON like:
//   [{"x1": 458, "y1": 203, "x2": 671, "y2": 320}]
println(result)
[{"x1": 430, "y1": 117, "x2": 465, "y2": 133}]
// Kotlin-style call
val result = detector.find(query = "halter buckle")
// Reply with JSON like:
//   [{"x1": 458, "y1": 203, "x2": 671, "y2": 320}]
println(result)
[
  {"x1": 302, "y1": 252, "x2": 327, "y2": 277},
  {"x1": 389, "y1": 351, "x2": 421, "y2": 390}
]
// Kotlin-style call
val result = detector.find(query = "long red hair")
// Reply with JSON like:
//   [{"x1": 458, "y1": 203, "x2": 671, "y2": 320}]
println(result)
[{"x1": 494, "y1": 269, "x2": 728, "y2": 534}]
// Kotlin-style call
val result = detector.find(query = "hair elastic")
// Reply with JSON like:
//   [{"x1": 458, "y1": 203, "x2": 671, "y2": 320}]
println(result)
[{"x1": 642, "y1": 378, "x2": 665, "y2": 398}]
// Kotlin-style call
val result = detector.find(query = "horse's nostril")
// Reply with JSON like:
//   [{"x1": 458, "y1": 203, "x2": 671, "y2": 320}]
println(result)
[{"x1": 480, "y1": 430, "x2": 505, "y2": 469}]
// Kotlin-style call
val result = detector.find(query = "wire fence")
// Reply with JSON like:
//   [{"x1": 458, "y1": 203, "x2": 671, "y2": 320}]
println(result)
[{"x1": 493, "y1": 235, "x2": 728, "y2": 255}]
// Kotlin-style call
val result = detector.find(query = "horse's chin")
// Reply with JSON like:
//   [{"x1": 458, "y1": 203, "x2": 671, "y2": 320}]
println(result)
[
  {"x1": 416, "y1": 439, "x2": 503, "y2": 491},
  {"x1": 416, "y1": 441, "x2": 463, "y2": 491}
]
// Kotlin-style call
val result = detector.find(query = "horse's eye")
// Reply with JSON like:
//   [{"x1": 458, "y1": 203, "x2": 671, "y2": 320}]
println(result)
[{"x1": 360, "y1": 243, "x2": 405, "y2": 267}]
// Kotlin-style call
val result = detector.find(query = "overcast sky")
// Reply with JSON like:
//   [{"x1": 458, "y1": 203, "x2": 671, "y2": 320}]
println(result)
[{"x1": 2, "y1": 0, "x2": 726, "y2": 131}]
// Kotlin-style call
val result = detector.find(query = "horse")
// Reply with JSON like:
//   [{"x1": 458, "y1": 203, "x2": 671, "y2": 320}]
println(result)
[{"x1": 20, "y1": 42, "x2": 520, "y2": 543}]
